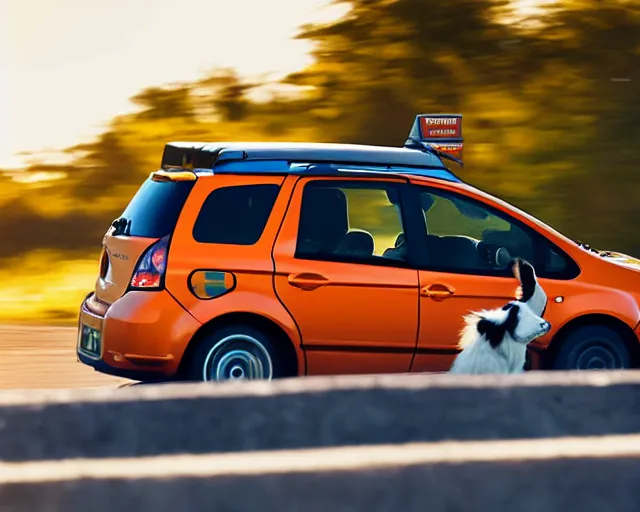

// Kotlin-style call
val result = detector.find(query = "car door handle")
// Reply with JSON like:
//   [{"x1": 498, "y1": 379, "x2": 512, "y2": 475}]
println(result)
[
  {"x1": 288, "y1": 273, "x2": 330, "y2": 291},
  {"x1": 421, "y1": 283, "x2": 456, "y2": 299}
]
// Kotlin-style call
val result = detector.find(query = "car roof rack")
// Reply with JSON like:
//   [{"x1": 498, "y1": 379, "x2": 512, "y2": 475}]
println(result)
[
  {"x1": 159, "y1": 114, "x2": 465, "y2": 183},
  {"x1": 161, "y1": 141, "x2": 447, "y2": 169},
  {"x1": 160, "y1": 144, "x2": 463, "y2": 183},
  {"x1": 290, "y1": 163, "x2": 462, "y2": 182}
]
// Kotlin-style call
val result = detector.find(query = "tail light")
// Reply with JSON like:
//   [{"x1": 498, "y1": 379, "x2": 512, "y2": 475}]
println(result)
[{"x1": 130, "y1": 236, "x2": 169, "y2": 289}]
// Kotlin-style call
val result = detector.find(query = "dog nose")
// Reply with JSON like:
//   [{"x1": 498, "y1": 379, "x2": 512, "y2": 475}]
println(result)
[{"x1": 540, "y1": 321, "x2": 551, "y2": 331}]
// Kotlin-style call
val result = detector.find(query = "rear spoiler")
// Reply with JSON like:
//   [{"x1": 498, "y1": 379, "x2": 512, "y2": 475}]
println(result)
[
  {"x1": 161, "y1": 142, "x2": 220, "y2": 170},
  {"x1": 404, "y1": 114, "x2": 464, "y2": 167}
]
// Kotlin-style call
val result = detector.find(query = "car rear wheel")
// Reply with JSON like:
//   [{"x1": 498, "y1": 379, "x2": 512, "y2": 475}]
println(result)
[
  {"x1": 188, "y1": 325, "x2": 284, "y2": 382},
  {"x1": 552, "y1": 325, "x2": 632, "y2": 370}
]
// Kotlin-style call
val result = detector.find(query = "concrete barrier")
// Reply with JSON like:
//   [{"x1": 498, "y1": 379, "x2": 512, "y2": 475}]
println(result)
[
  {"x1": 2, "y1": 370, "x2": 640, "y2": 462},
  {"x1": 2, "y1": 435, "x2": 640, "y2": 511},
  {"x1": 2, "y1": 370, "x2": 640, "y2": 511}
]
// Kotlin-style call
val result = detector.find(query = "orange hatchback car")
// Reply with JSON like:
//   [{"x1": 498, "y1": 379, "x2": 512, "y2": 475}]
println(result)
[{"x1": 77, "y1": 114, "x2": 640, "y2": 382}]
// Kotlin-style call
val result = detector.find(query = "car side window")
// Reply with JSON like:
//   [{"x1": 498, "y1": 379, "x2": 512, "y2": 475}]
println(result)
[
  {"x1": 295, "y1": 180, "x2": 409, "y2": 267},
  {"x1": 193, "y1": 184, "x2": 280, "y2": 245},
  {"x1": 417, "y1": 187, "x2": 575, "y2": 277}
]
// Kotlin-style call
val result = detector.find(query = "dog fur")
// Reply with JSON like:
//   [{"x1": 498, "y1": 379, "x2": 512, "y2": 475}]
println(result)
[{"x1": 449, "y1": 259, "x2": 550, "y2": 375}]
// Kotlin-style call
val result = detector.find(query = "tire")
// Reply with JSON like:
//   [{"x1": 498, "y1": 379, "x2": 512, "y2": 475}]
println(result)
[
  {"x1": 552, "y1": 324, "x2": 632, "y2": 370},
  {"x1": 187, "y1": 324, "x2": 286, "y2": 382}
]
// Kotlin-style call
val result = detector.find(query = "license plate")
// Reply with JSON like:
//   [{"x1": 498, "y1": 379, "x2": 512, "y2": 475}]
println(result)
[{"x1": 80, "y1": 325, "x2": 101, "y2": 356}]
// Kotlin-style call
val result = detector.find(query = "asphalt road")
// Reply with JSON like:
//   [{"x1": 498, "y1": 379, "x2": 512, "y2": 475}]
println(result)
[{"x1": 0, "y1": 324, "x2": 130, "y2": 390}]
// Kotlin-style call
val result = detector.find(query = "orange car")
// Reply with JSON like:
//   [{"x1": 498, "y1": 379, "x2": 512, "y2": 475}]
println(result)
[{"x1": 77, "y1": 114, "x2": 640, "y2": 382}]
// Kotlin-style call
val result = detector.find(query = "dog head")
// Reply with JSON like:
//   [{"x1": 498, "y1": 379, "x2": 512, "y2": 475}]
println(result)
[
  {"x1": 457, "y1": 257, "x2": 551, "y2": 351},
  {"x1": 511, "y1": 258, "x2": 548, "y2": 317},
  {"x1": 470, "y1": 300, "x2": 551, "y2": 348}
]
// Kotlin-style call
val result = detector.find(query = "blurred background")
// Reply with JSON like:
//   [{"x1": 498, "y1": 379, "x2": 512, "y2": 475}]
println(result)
[{"x1": 0, "y1": 0, "x2": 638, "y2": 326}]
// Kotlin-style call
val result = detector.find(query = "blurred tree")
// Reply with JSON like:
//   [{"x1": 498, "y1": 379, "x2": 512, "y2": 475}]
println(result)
[
  {"x1": 529, "y1": 0, "x2": 640, "y2": 251},
  {"x1": 65, "y1": 130, "x2": 145, "y2": 200},
  {"x1": 130, "y1": 84, "x2": 195, "y2": 120},
  {"x1": 198, "y1": 68, "x2": 255, "y2": 121},
  {"x1": 2, "y1": 0, "x2": 639, "y2": 263},
  {"x1": 285, "y1": 0, "x2": 532, "y2": 141},
  {"x1": 0, "y1": 131, "x2": 143, "y2": 259},
  {"x1": 0, "y1": 197, "x2": 107, "y2": 259},
  {"x1": 284, "y1": 0, "x2": 640, "y2": 255}
]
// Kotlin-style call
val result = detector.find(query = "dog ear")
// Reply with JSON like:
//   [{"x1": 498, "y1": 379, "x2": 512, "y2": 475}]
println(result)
[
  {"x1": 511, "y1": 258, "x2": 522, "y2": 281},
  {"x1": 477, "y1": 317, "x2": 508, "y2": 348},
  {"x1": 512, "y1": 258, "x2": 537, "y2": 303}
]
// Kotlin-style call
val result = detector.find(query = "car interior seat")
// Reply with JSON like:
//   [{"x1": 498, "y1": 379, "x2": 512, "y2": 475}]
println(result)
[
  {"x1": 383, "y1": 233, "x2": 407, "y2": 261},
  {"x1": 482, "y1": 225, "x2": 535, "y2": 263},
  {"x1": 427, "y1": 234, "x2": 480, "y2": 269},
  {"x1": 296, "y1": 187, "x2": 348, "y2": 255},
  {"x1": 335, "y1": 229, "x2": 375, "y2": 258}
]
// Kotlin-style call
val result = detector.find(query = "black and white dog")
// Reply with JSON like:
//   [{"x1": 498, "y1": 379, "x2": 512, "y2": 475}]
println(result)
[{"x1": 449, "y1": 259, "x2": 551, "y2": 374}]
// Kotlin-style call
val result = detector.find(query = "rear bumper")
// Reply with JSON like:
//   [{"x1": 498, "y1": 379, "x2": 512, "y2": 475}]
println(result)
[
  {"x1": 77, "y1": 350, "x2": 170, "y2": 382},
  {"x1": 76, "y1": 290, "x2": 202, "y2": 381}
]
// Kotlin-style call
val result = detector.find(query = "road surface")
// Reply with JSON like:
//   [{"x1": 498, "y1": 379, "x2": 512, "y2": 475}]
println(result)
[{"x1": 0, "y1": 324, "x2": 130, "y2": 389}]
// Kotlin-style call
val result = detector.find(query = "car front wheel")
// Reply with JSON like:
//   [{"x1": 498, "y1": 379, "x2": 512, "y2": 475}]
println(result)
[
  {"x1": 552, "y1": 324, "x2": 632, "y2": 370},
  {"x1": 188, "y1": 325, "x2": 284, "y2": 381}
]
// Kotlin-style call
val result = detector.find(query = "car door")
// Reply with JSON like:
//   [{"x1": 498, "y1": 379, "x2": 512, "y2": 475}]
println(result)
[
  {"x1": 409, "y1": 183, "x2": 567, "y2": 372},
  {"x1": 272, "y1": 175, "x2": 420, "y2": 376}
]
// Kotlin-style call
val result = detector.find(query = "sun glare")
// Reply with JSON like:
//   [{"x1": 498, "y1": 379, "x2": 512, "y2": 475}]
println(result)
[
  {"x1": 511, "y1": 0, "x2": 558, "y2": 19},
  {"x1": 0, "y1": 0, "x2": 348, "y2": 170}
]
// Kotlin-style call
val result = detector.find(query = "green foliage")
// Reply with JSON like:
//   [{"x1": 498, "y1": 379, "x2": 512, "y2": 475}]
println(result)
[
  {"x1": 1, "y1": 0, "x2": 639, "y2": 273},
  {"x1": 288, "y1": 0, "x2": 640, "y2": 255}
]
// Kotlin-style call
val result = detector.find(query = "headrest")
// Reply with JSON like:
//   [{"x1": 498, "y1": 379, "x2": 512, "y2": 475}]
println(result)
[
  {"x1": 303, "y1": 186, "x2": 346, "y2": 211},
  {"x1": 297, "y1": 186, "x2": 349, "y2": 253},
  {"x1": 386, "y1": 188, "x2": 400, "y2": 206},
  {"x1": 336, "y1": 229, "x2": 375, "y2": 257}
]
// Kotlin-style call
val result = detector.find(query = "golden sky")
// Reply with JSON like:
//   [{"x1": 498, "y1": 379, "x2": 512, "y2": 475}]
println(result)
[
  {"x1": 0, "y1": 0, "x2": 549, "y2": 169},
  {"x1": 0, "y1": 0, "x2": 346, "y2": 168}
]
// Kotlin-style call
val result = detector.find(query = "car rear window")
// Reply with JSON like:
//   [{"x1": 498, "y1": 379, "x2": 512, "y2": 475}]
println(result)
[
  {"x1": 193, "y1": 184, "x2": 281, "y2": 245},
  {"x1": 119, "y1": 178, "x2": 195, "y2": 238}
]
